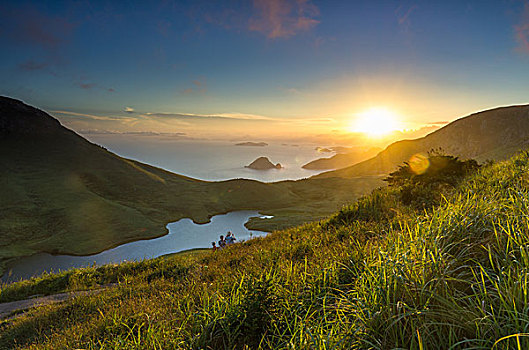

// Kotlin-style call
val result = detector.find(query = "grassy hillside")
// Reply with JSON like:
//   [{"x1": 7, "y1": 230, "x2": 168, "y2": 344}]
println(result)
[
  {"x1": 316, "y1": 104, "x2": 529, "y2": 178},
  {"x1": 0, "y1": 97, "x2": 382, "y2": 272},
  {"x1": 2, "y1": 149, "x2": 529, "y2": 348},
  {"x1": 301, "y1": 147, "x2": 380, "y2": 170}
]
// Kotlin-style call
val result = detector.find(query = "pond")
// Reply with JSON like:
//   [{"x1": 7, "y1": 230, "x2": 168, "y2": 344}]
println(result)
[{"x1": 2, "y1": 211, "x2": 269, "y2": 282}]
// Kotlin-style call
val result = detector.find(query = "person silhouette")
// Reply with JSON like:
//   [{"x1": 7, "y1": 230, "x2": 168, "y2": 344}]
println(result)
[
  {"x1": 225, "y1": 231, "x2": 236, "y2": 245},
  {"x1": 218, "y1": 235, "x2": 226, "y2": 249}
]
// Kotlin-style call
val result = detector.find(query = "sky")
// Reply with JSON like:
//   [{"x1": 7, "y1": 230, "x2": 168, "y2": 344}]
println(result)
[{"x1": 1, "y1": 0, "x2": 529, "y2": 143}]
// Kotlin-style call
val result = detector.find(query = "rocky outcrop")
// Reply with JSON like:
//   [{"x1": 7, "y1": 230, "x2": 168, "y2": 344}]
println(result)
[
  {"x1": 245, "y1": 157, "x2": 282, "y2": 170},
  {"x1": 235, "y1": 142, "x2": 268, "y2": 147}
]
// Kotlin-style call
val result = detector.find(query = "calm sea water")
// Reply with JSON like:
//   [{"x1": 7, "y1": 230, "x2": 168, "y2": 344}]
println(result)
[
  {"x1": 2, "y1": 211, "x2": 268, "y2": 282},
  {"x1": 84, "y1": 136, "x2": 328, "y2": 182}
]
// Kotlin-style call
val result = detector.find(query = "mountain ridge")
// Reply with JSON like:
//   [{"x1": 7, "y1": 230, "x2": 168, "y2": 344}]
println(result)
[
  {"x1": 0, "y1": 96, "x2": 62, "y2": 135},
  {"x1": 316, "y1": 104, "x2": 529, "y2": 178},
  {"x1": 0, "y1": 97, "x2": 382, "y2": 273},
  {"x1": 2, "y1": 143, "x2": 529, "y2": 348}
]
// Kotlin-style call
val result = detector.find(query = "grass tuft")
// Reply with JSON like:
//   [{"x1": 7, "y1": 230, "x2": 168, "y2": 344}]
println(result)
[{"x1": 3, "y1": 150, "x2": 529, "y2": 348}]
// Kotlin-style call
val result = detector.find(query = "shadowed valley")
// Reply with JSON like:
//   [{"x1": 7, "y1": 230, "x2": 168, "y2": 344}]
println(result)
[{"x1": 0, "y1": 97, "x2": 382, "y2": 273}]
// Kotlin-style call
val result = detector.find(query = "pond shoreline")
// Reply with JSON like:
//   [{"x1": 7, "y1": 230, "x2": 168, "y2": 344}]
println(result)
[{"x1": 2, "y1": 211, "x2": 271, "y2": 283}]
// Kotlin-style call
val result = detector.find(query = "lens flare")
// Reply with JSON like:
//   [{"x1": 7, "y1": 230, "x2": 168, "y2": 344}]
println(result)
[{"x1": 409, "y1": 153, "x2": 430, "y2": 174}]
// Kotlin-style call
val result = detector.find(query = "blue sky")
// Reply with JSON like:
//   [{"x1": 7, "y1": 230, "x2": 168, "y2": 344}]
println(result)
[{"x1": 1, "y1": 0, "x2": 528, "y2": 141}]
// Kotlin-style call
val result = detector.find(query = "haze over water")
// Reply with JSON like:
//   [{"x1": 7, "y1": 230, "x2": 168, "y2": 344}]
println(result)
[
  {"x1": 86, "y1": 136, "x2": 327, "y2": 182},
  {"x1": 1, "y1": 136, "x2": 332, "y2": 281}
]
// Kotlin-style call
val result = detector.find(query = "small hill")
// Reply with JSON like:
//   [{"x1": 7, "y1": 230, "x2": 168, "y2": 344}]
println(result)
[
  {"x1": 2, "y1": 148, "x2": 529, "y2": 348},
  {"x1": 245, "y1": 156, "x2": 282, "y2": 170},
  {"x1": 302, "y1": 147, "x2": 381, "y2": 170},
  {"x1": 315, "y1": 146, "x2": 333, "y2": 153},
  {"x1": 316, "y1": 104, "x2": 529, "y2": 178},
  {"x1": 0, "y1": 97, "x2": 382, "y2": 272}
]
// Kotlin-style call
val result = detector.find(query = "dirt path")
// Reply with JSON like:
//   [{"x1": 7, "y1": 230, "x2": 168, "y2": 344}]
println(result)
[{"x1": 0, "y1": 286, "x2": 113, "y2": 320}]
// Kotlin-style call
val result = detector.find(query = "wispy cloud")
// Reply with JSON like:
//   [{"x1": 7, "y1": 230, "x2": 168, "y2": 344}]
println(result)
[
  {"x1": 396, "y1": 5, "x2": 417, "y2": 26},
  {"x1": 181, "y1": 78, "x2": 207, "y2": 95},
  {"x1": 249, "y1": 0, "x2": 320, "y2": 39},
  {"x1": 52, "y1": 107, "x2": 341, "y2": 140},
  {"x1": 515, "y1": 2, "x2": 529, "y2": 53},
  {"x1": 18, "y1": 60, "x2": 49, "y2": 71},
  {"x1": 73, "y1": 80, "x2": 115, "y2": 93},
  {"x1": 279, "y1": 86, "x2": 302, "y2": 95},
  {"x1": 156, "y1": 19, "x2": 172, "y2": 37},
  {"x1": 9, "y1": 9, "x2": 70, "y2": 75},
  {"x1": 2, "y1": 3, "x2": 75, "y2": 76},
  {"x1": 78, "y1": 129, "x2": 187, "y2": 137},
  {"x1": 124, "y1": 107, "x2": 135, "y2": 113},
  {"x1": 53, "y1": 109, "x2": 276, "y2": 126},
  {"x1": 203, "y1": 7, "x2": 244, "y2": 31},
  {"x1": 384, "y1": 125, "x2": 441, "y2": 141},
  {"x1": 301, "y1": 118, "x2": 335, "y2": 124},
  {"x1": 143, "y1": 111, "x2": 274, "y2": 121},
  {"x1": 77, "y1": 82, "x2": 96, "y2": 90},
  {"x1": 2, "y1": 5, "x2": 77, "y2": 49},
  {"x1": 51, "y1": 110, "x2": 137, "y2": 122},
  {"x1": 395, "y1": 3, "x2": 417, "y2": 36}
]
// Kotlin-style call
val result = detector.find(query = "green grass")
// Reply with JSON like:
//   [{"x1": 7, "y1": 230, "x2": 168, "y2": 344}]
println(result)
[
  {"x1": 0, "y1": 105, "x2": 382, "y2": 273},
  {"x1": 3, "y1": 150, "x2": 529, "y2": 348},
  {"x1": 0, "y1": 249, "x2": 209, "y2": 303}
]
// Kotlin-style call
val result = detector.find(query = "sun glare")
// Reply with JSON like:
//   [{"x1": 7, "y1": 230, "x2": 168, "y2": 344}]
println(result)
[{"x1": 349, "y1": 107, "x2": 401, "y2": 137}]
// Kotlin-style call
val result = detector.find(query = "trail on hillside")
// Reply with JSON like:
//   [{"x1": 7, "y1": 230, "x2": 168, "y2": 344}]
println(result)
[{"x1": 0, "y1": 285, "x2": 115, "y2": 320}]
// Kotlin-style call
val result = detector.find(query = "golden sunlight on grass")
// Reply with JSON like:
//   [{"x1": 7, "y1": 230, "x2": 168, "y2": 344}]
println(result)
[{"x1": 348, "y1": 107, "x2": 402, "y2": 137}]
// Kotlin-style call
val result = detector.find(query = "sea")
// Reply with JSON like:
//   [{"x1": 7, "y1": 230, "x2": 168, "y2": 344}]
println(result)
[
  {"x1": 84, "y1": 135, "x2": 329, "y2": 182},
  {"x1": 2, "y1": 137, "x2": 333, "y2": 281}
]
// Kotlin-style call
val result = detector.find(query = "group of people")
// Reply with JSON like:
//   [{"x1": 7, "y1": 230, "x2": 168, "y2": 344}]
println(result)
[{"x1": 211, "y1": 231, "x2": 236, "y2": 251}]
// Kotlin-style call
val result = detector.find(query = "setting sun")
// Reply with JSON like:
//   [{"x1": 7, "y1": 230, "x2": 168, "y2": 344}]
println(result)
[{"x1": 349, "y1": 107, "x2": 401, "y2": 137}]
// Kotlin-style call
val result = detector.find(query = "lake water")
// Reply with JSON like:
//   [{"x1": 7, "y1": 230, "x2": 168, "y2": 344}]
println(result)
[
  {"x1": 3, "y1": 138, "x2": 334, "y2": 282},
  {"x1": 2, "y1": 211, "x2": 268, "y2": 282},
  {"x1": 83, "y1": 136, "x2": 328, "y2": 182}
]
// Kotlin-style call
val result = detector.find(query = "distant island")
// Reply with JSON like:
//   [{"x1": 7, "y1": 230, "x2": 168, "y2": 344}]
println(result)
[
  {"x1": 329, "y1": 146, "x2": 353, "y2": 154},
  {"x1": 0, "y1": 97, "x2": 384, "y2": 275},
  {"x1": 246, "y1": 156, "x2": 282, "y2": 170},
  {"x1": 235, "y1": 142, "x2": 268, "y2": 147},
  {"x1": 5, "y1": 96, "x2": 529, "y2": 279},
  {"x1": 303, "y1": 147, "x2": 381, "y2": 170},
  {"x1": 315, "y1": 146, "x2": 354, "y2": 154}
]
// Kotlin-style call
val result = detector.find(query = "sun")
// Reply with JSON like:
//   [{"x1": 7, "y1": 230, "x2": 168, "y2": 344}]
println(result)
[{"x1": 349, "y1": 107, "x2": 401, "y2": 137}]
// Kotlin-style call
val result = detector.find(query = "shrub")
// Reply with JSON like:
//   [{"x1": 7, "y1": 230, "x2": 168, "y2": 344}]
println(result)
[{"x1": 384, "y1": 150, "x2": 480, "y2": 208}]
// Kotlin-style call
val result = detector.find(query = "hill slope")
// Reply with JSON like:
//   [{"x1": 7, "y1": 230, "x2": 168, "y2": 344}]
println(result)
[
  {"x1": 0, "y1": 97, "x2": 382, "y2": 271},
  {"x1": 2, "y1": 148, "x2": 529, "y2": 348},
  {"x1": 316, "y1": 104, "x2": 529, "y2": 178},
  {"x1": 302, "y1": 147, "x2": 380, "y2": 170}
]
